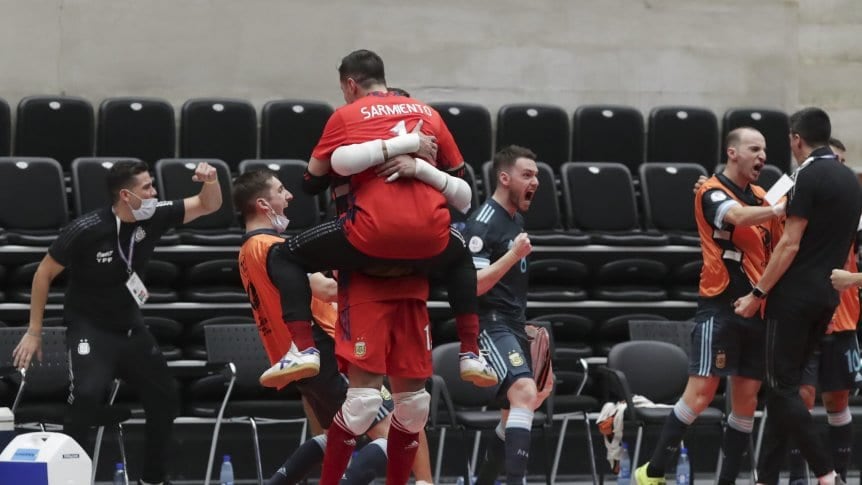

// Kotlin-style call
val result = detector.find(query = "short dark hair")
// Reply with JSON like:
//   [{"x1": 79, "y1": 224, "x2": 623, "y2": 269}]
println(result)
[
  {"x1": 493, "y1": 145, "x2": 537, "y2": 176},
  {"x1": 233, "y1": 169, "x2": 279, "y2": 218},
  {"x1": 338, "y1": 49, "x2": 386, "y2": 88},
  {"x1": 387, "y1": 86, "x2": 410, "y2": 97},
  {"x1": 829, "y1": 137, "x2": 846, "y2": 152},
  {"x1": 790, "y1": 107, "x2": 831, "y2": 147},
  {"x1": 106, "y1": 160, "x2": 150, "y2": 203},
  {"x1": 724, "y1": 126, "x2": 759, "y2": 149}
]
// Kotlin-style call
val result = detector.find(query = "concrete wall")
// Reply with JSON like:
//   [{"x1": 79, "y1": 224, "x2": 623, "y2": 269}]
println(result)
[{"x1": 0, "y1": 0, "x2": 859, "y2": 162}]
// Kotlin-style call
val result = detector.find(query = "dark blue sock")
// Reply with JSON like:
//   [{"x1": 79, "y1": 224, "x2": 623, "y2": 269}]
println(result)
[
  {"x1": 267, "y1": 434, "x2": 326, "y2": 485},
  {"x1": 476, "y1": 425, "x2": 506, "y2": 485},
  {"x1": 340, "y1": 438, "x2": 387, "y2": 485}
]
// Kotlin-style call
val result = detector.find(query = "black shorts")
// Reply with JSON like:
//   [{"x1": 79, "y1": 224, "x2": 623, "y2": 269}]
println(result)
[
  {"x1": 295, "y1": 325, "x2": 393, "y2": 429},
  {"x1": 479, "y1": 325, "x2": 534, "y2": 408},
  {"x1": 800, "y1": 330, "x2": 862, "y2": 392},
  {"x1": 688, "y1": 312, "x2": 765, "y2": 380}
]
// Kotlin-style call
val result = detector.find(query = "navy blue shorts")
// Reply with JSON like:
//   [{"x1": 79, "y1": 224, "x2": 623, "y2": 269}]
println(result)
[
  {"x1": 801, "y1": 330, "x2": 862, "y2": 392},
  {"x1": 479, "y1": 326, "x2": 534, "y2": 408},
  {"x1": 687, "y1": 312, "x2": 765, "y2": 380}
]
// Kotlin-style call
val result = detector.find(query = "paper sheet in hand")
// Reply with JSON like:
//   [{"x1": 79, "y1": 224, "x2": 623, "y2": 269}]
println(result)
[{"x1": 764, "y1": 174, "x2": 794, "y2": 205}]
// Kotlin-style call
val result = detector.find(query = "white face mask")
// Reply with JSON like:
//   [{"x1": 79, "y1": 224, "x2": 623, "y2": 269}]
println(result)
[
  {"x1": 125, "y1": 191, "x2": 158, "y2": 221},
  {"x1": 264, "y1": 202, "x2": 290, "y2": 233}
]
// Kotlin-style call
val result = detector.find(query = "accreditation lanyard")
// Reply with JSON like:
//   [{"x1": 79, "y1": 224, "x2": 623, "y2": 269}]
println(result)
[
  {"x1": 116, "y1": 216, "x2": 149, "y2": 306},
  {"x1": 115, "y1": 216, "x2": 136, "y2": 275},
  {"x1": 791, "y1": 153, "x2": 838, "y2": 199}
]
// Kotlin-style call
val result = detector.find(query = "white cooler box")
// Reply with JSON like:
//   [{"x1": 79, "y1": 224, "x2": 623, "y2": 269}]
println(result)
[{"x1": 0, "y1": 432, "x2": 91, "y2": 485}]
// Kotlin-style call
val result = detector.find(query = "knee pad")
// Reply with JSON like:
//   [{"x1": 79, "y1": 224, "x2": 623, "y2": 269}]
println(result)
[
  {"x1": 392, "y1": 390, "x2": 431, "y2": 434},
  {"x1": 339, "y1": 387, "x2": 383, "y2": 436}
]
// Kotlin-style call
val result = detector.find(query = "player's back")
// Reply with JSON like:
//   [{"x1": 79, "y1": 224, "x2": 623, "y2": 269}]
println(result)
[{"x1": 314, "y1": 92, "x2": 462, "y2": 259}]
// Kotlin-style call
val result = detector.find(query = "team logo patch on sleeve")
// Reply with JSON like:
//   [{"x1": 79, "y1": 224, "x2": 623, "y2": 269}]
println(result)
[
  {"x1": 468, "y1": 236, "x2": 484, "y2": 253},
  {"x1": 710, "y1": 191, "x2": 728, "y2": 202},
  {"x1": 508, "y1": 350, "x2": 524, "y2": 367}
]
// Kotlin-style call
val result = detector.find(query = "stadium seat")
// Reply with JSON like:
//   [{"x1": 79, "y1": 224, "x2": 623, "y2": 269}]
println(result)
[
  {"x1": 143, "y1": 316, "x2": 184, "y2": 359},
  {"x1": 0, "y1": 98, "x2": 10, "y2": 156},
  {"x1": 154, "y1": 158, "x2": 240, "y2": 245},
  {"x1": 723, "y1": 108, "x2": 791, "y2": 173},
  {"x1": 482, "y1": 161, "x2": 590, "y2": 245},
  {"x1": 184, "y1": 324, "x2": 307, "y2": 484},
  {"x1": 0, "y1": 157, "x2": 67, "y2": 245},
  {"x1": 182, "y1": 259, "x2": 246, "y2": 303},
  {"x1": 98, "y1": 97, "x2": 176, "y2": 163},
  {"x1": 528, "y1": 259, "x2": 589, "y2": 302},
  {"x1": 496, "y1": 104, "x2": 570, "y2": 172},
  {"x1": 15, "y1": 96, "x2": 95, "y2": 171},
  {"x1": 183, "y1": 315, "x2": 256, "y2": 360},
  {"x1": 591, "y1": 258, "x2": 669, "y2": 302},
  {"x1": 238, "y1": 159, "x2": 322, "y2": 231},
  {"x1": 639, "y1": 163, "x2": 709, "y2": 245},
  {"x1": 260, "y1": 100, "x2": 333, "y2": 161},
  {"x1": 429, "y1": 102, "x2": 492, "y2": 173},
  {"x1": 648, "y1": 106, "x2": 720, "y2": 173},
  {"x1": 560, "y1": 162, "x2": 668, "y2": 246},
  {"x1": 180, "y1": 98, "x2": 257, "y2": 172},
  {"x1": 145, "y1": 260, "x2": 180, "y2": 303},
  {"x1": 572, "y1": 105, "x2": 644, "y2": 174},
  {"x1": 8, "y1": 261, "x2": 66, "y2": 303},
  {"x1": 601, "y1": 340, "x2": 723, "y2": 466}
]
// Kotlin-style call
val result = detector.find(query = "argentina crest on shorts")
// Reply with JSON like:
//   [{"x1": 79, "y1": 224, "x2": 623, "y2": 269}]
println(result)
[{"x1": 354, "y1": 340, "x2": 366, "y2": 358}]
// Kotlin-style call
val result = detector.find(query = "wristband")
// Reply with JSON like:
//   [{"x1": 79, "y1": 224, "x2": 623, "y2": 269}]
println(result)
[{"x1": 751, "y1": 287, "x2": 767, "y2": 299}]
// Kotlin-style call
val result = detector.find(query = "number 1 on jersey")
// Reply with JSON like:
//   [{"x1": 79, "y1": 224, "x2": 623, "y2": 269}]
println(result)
[{"x1": 390, "y1": 120, "x2": 408, "y2": 136}]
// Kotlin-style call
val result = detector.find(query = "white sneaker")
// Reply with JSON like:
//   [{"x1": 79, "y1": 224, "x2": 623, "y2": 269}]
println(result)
[
  {"x1": 459, "y1": 352, "x2": 498, "y2": 387},
  {"x1": 259, "y1": 343, "x2": 320, "y2": 388}
]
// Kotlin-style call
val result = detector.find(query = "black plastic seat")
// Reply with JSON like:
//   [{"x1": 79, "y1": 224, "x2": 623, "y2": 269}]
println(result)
[
  {"x1": 154, "y1": 158, "x2": 241, "y2": 245},
  {"x1": 182, "y1": 259, "x2": 246, "y2": 303},
  {"x1": 8, "y1": 262, "x2": 67, "y2": 303},
  {"x1": 98, "y1": 97, "x2": 176, "y2": 164},
  {"x1": 572, "y1": 105, "x2": 644, "y2": 175},
  {"x1": 429, "y1": 102, "x2": 492, "y2": 173},
  {"x1": 648, "y1": 106, "x2": 720, "y2": 173},
  {"x1": 0, "y1": 157, "x2": 67, "y2": 245},
  {"x1": 560, "y1": 162, "x2": 669, "y2": 246},
  {"x1": 15, "y1": 96, "x2": 95, "y2": 171},
  {"x1": 496, "y1": 104, "x2": 570, "y2": 173},
  {"x1": 602, "y1": 340, "x2": 724, "y2": 466},
  {"x1": 181, "y1": 98, "x2": 257, "y2": 172},
  {"x1": 639, "y1": 163, "x2": 709, "y2": 245},
  {"x1": 0, "y1": 98, "x2": 10, "y2": 156},
  {"x1": 260, "y1": 100, "x2": 333, "y2": 161}
]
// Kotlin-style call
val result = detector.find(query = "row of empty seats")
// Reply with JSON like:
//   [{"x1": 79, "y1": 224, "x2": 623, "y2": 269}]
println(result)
[
  {"x1": 0, "y1": 156, "x2": 783, "y2": 247},
  {"x1": 0, "y1": 95, "x2": 793, "y2": 174}
]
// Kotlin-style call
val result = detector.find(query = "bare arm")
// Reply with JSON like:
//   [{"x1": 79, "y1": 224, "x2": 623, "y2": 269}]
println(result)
[
  {"x1": 183, "y1": 162, "x2": 223, "y2": 224},
  {"x1": 309, "y1": 273, "x2": 338, "y2": 303},
  {"x1": 831, "y1": 269, "x2": 862, "y2": 291},
  {"x1": 476, "y1": 233, "x2": 532, "y2": 296},
  {"x1": 724, "y1": 202, "x2": 784, "y2": 227},
  {"x1": 13, "y1": 254, "x2": 65, "y2": 368}
]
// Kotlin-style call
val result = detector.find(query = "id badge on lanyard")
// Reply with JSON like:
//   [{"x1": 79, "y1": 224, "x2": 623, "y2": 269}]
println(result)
[{"x1": 116, "y1": 216, "x2": 149, "y2": 307}]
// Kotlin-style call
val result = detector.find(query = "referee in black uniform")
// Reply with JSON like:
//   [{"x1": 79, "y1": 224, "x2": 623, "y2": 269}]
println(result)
[
  {"x1": 12, "y1": 160, "x2": 222, "y2": 485},
  {"x1": 734, "y1": 108, "x2": 862, "y2": 485}
]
